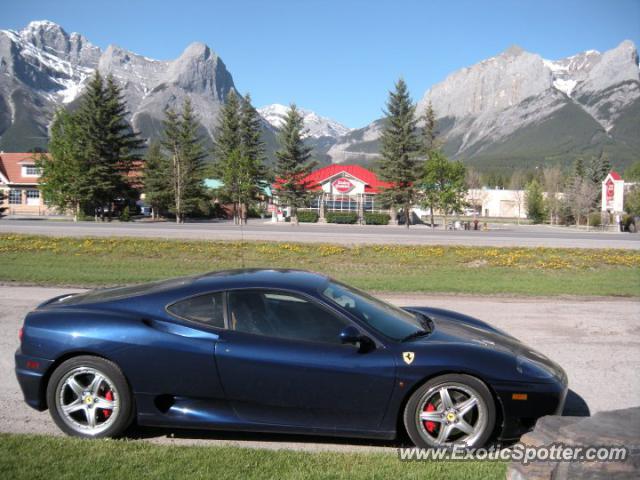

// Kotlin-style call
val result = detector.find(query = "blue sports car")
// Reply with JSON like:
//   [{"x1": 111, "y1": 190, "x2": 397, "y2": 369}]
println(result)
[{"x1": 15, "y1": 269, "x2": 567, "y2": 447}]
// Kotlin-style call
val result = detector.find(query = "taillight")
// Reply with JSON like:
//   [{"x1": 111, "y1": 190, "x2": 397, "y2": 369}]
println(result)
[{"x1": 18, "y1": 327, "x2": 23, "y2": 342}]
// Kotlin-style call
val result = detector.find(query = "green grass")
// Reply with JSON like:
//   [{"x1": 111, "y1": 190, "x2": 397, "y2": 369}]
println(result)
[
  {"x1": 0, "y1": 433, "x2": 506, "y2": 480},
  {"x1": 0, "y1": 234, "x2": 639, "y2": 296}
]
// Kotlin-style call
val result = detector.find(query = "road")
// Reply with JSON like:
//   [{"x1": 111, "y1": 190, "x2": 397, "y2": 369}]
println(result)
[
  {"x1": 1, "y1": 218, "x2": 639, "y2": 249},
  {"x1": 1, "y1": 285, "x2": 638, "y2": 452}
]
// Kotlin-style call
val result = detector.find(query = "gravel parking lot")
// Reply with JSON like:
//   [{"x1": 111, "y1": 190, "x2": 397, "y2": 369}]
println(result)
[{"x1": 1, "y1": 285, "x2": 638, "y2": 452}]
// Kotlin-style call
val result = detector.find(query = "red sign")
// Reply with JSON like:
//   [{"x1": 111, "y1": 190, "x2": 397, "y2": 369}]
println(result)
[
  {"x1": 606, "y1": 178, "x2": 615, "y2": 207},
  {"x1": 332, "y1": 178, "x2": 355, "y2": 193}
]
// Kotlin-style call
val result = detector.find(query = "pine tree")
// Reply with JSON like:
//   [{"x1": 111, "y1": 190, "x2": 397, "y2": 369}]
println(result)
[
  {"x1": 237, "y1": 93, "x2": 266, "y2": 223},
  {"x1": 573, "y1": 157, "x2": 586, "y2": 180},
  {"x1": 0, "y1": 189, "x2": 7, "y2": 218},
  {"x1": 104, "y1": 75, "x2": 145, "y2": 189},
  {"x1": 37, "y1": 110, "x2": 88, "y2": 221},
  {"x1": 378, "y1": 79, "x2": 421, "y2": 228},
  {"x1": 75, "y1": 71, "x2": 113, "y2": 216},
  {"x1": 213, "y1": 91, "x2": 242, "y2": 223},
  {"x1": 142, "y1": 142, "x2": 171, "y2": 219},
  {"x1": 421, "y1": 101, "x2": 440, "y2": 228},
  {"x1": 274, "y1": 104, "x2": 316, "y2": 225},
  {"x1": 75, "y1": 71, "x2": 144, "y2": 218},
  {"x1": 587, "y1": 154, "x2": 611, "y2": 184},
  {"x1": 162, "y1": 98, "x2": 206, "y2": 223}
]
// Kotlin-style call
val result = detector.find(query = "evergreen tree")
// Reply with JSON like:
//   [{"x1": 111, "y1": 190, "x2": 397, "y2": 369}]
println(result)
[
  {"x1": 142, "y1": 142, "x2": 171, "y2": 219},
  {"x1": 586, "y1": 154, "x2": 611, "y2": 184},
  {"x1": 213, "y1": 91, "x2": 243, "y2": 223},
  {"x1": 37, "y1": 110, "x2": 88, "y2": 221},
  {"x1": 378, "y1": 79, "x2": 421, "y2": 228},
  {"x1": 0, "y1": 189, "x2": 7, "y2": 218},
  {"x1": 625, "y1": 161, "x2": 640, "y2": 182},
  {"x1": 274, "y1": 104, "x2": 316, "y2": 224},
  {"x1": 525, "y1": 179, "x2": 545, "y2": 224},
  {"x1": 421, "y1": 101, "x2": 441, "y2": 228},
  {"x1": 75, "y1": 71, "x2": 144, "y2": 218},
  {"x1": 572, "y1": 157, "x2": 586, "y2": 180},
  {"x1": 237, "y1": 93, "x2": 266, "y2": 223},
  {"x1": 162, "y1": 99, "x2": 207, "y2": 223},
  {"x1": 104, "y1": 75, "x2": 145, "y2": 184}
]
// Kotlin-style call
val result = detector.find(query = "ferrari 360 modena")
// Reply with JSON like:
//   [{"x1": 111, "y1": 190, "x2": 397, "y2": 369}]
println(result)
[{"x1": 15, "y1": 269, "x2": 567, "y2": 447}]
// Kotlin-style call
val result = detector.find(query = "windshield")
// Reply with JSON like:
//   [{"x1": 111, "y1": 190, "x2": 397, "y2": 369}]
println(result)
[{"x1": 321, "y1": 280, "x2": 423, "y2": 341}]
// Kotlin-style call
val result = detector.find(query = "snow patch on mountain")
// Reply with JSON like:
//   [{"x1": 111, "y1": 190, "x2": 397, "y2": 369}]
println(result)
[{"x1": 258, "y1": 103, "x2": 351, "y2": 138}]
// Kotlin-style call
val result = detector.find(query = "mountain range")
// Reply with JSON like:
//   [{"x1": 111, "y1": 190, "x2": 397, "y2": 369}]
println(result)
[{"x1": 1, "y1": 20, "x2": 638, "y2": 171}]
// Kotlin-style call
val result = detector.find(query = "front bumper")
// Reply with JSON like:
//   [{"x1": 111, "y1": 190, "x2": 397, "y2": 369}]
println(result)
[
  {"x1": 15, "y1": 348, "x2": 54, "y2": 411},
  {"x1": 494, "y1": 376, "x2": 568, "y2": 441}
]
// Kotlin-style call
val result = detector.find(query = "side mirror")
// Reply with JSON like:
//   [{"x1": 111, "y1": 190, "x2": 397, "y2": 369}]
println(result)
[{"x1": 339, "y1": 326, "x2": 375, "y2": 353}]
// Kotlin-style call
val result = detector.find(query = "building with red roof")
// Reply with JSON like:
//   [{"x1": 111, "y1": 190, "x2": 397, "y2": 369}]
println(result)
[
  {"x1": 0, "y1": 152, "x2": 53, "y2": 215},
  {"x1": 272, "y1": 164, "x2": 391, "y2": 222}
]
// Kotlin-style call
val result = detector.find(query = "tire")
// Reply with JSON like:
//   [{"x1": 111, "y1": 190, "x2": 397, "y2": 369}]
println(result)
[
  {"x1": 46, "y1": 355, "x2": 134, "y2": 438},
  {"x1": 403, "y1": 374, "x2": 496, "y2": 448}
]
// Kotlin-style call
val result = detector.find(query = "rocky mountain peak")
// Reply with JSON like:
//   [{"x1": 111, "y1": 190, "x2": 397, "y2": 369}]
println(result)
[
  {"x1": 162, "y1": 42, "x2": 233, "y2": 101},
  {"x1": 17, "y1": 20, "x2": 100, "y2": 67},
  {"x1": 258, "y1": 103, "x2": 352, "y2": 138},
  {"x1": 419, "y1": 46, "x2": 552, "y2": 118},
  {"x1": 502, "y1": 44, "x2": 525, "y2": 57}
]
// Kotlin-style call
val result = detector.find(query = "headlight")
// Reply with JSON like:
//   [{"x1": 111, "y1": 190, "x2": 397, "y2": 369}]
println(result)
[{"x1": 516, "y1": 355, "x2": 556, "y2": 379}]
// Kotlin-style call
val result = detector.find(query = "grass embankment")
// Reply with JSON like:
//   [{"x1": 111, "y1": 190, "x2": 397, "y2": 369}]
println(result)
[
  {"x1": 0, "y1": 234, "x2": 638, "y2": 296},
  {"x1": 0, "y1": 433, "x2": 506, "y2": 480}
]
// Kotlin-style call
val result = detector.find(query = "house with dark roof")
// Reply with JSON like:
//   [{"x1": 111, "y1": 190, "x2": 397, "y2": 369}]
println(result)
[{"x1": 0, "y1": 152, "x2": 53, "y2": 215}]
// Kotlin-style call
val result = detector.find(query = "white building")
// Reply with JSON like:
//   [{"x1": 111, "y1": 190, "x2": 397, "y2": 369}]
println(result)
[
  {"x1": 601, "y1": 171, "x2": 626, "y2": 214},
  {"x1": 466, "y1": 188, "x2": 527, "y2": 218}
]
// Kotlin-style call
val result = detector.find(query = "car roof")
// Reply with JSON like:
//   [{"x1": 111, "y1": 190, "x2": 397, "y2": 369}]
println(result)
[
  {"x1": 56, "y1": 269, "x2": 331, "y2": 307},
  {"x1": 192, "y1": 268, "x2": 330, "y2": 291}
]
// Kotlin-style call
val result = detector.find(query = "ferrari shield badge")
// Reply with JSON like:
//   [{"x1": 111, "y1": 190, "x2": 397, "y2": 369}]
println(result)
[{"x1": 402, "y1": 352, "x2": 415, "y2": 365}]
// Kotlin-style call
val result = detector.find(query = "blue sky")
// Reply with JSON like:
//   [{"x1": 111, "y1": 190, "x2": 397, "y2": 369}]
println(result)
[{"x1": 4, "y1": 0, "x2": 640, "y2": 128}]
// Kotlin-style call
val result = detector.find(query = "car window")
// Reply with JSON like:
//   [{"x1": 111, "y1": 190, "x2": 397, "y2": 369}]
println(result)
[
  {"x1": 167, "y1": 292, "x2": 225, "y2": 328},
  {"x1": 228, "y1": 290, "x2": 348, "y2": 344},
  {"x1": 321, "y1": 280, "x2": 422, "y2": 341}
]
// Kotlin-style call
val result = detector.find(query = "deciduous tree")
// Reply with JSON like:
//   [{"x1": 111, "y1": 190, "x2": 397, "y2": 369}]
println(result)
[
  {"x1": 423, "y1": 150, "x2": 466, "y2": 229},
  {"x1": 37, "y1": 110, "x2": 88, "y2": 221},
  {"x1": 525, "y1": 179, "x2": 545, "y2": 224}
]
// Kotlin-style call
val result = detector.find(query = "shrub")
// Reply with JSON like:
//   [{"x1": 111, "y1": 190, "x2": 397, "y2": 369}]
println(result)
[
  {"x1": 326, "y1": 212, "x2": 358, "y2": 224},
  {"x1": 118, "y1": 206, "x2": 131, "y2": 222},
  {"x1": 364, "y1": 212, "x2": 390, "y2": 225},
  {"x1": 296, "y1": 211, "x2": 319, "y2": 223},
  {"x1": 588, "y1": 212, "x2": 602, "y2": 227},
  {"x1": 525, "y1": 179, "x2": 545, "y2": 224}
]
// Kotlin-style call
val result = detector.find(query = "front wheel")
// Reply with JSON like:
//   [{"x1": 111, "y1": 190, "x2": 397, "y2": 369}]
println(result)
[
  {"x1": 403, "y1": 374, "x2": 496, "y2": 448},
  {"x1": 46, "y1": 355, "x2": 134, "y2": 438}
]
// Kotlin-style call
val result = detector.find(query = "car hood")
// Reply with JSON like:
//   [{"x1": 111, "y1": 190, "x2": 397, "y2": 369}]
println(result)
[{"x1": 404, "y1": 306, "x2": 561, "y2": 371}]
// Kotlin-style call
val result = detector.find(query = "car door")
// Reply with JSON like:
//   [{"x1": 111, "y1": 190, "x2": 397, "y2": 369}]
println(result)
[{"x1": 215, "y1": 289, "x2": 397, "y2": 431}]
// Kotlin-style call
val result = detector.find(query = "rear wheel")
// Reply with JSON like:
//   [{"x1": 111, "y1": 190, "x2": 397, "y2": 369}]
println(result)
[
  {"x1": 403, "y1": 374, "x2": 495, "y2": 448},
  {"x1": 46, "y1": 356, "x2": 134, "y2": 438}
]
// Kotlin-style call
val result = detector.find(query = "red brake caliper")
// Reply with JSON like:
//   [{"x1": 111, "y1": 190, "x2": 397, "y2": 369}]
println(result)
[
  {"x1": 102, "y1": 390, "x2": 113, "y2": 419},
  {"x1": 423, "y1": 402, "x2": 436, "y2": 433}
]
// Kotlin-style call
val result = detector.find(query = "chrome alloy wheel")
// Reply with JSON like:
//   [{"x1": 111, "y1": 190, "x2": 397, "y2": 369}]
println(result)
[
  {"x1": 56, "y1": 367, "x2": 120, "y2": 435},
  {"x1": 415, "y1": 382, "x2": 488, "y2": 446}
]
